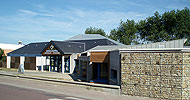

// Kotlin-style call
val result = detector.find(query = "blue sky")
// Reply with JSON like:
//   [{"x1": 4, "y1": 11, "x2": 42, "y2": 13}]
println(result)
[{"x1": 0, "y1": 0, "x2": 189, "y2": 44}]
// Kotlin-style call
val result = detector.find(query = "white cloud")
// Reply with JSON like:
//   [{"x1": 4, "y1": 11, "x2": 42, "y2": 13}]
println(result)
[
  {"x1": 19, "y1": 9, "x2": 38, "y2": 16},
  {"x1": 19, "y1": 9, "x2": 54, "y2": 17},
  {"x1": 0, "y1": 7, "x2": 146, "y2": 44}
]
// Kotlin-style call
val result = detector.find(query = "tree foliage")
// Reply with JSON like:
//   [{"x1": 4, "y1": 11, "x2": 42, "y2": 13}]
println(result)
[
  {"x1": 85, "y1": 27, "x2": 106, "y2": 36},
  {"x1": 137, "y1": 7, "x2": 190, "y2": 44},
  {"x1": 0, "y1": 48, "x2": 4, "y2": 61},
  {"x1": 85, "y1": 7, "x2": 190, "y2": 45},
  {"x1": 109, "y1": 20, "x2": 138, "y2": 45}
]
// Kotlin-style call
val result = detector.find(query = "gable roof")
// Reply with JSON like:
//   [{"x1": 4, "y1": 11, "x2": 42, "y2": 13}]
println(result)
[{"x1": 42, "y1": 41, "x2": 85, "y2": 54}]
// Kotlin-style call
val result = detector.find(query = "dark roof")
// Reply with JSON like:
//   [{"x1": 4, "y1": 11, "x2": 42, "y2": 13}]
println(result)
[
  {"x1": 67, "y1": 34, "x2": 125, "y2": 46},
  {"x1": 8, "y1": 42, "x2": 48, "y2": 57},
  {"x1": 42, "y1": 41, "x2": 85, "y2": 54},
  {"x1": 8, "y1": 34, "x2": 125, "y2": 56},
  {"x1": 8, "y1": 41, "x2": 85, "y2": 57},
  {"x1": 66, "y1": 39, "x2": 119, "y2": 50}
]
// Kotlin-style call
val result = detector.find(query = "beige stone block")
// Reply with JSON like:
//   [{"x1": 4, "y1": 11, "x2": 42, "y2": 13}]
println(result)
[
  {"x1": 183, "y1": 59, "x2": 190, "y2": 65},
  {"x1": 130, "y1": 75, "x2": 140, "y2": 84},
  {"x1": 139, "y1": 75, "x2": 150, "y2": 85},
  {"x1": 150, "y1": 65, "x2": 161, "y2": 76},
  {"x1": 183, "y1": 65, "x2": 190, "y2": 71},
  {"x1": 150, "y1": 76, "x2": 160, "y2": 87},
  {"x1": 169, "y1": 88, "x2": 182, "y2": 99},
  {"x1": 139, "y1": 85, "x2": 150, "y2": 97},
  {"x1": 182, "y1": 77, "x2": 190, "y2": 88},
  {"x1": 161, "y1": 65, "x2": 171, "y2": 76},
  {"x1": 160, "y1": 87, "x2": 171, "y2": 99},
  {"x1": 130, "y1": 64, "x2": 140, "y2": 75},
  {"x1": 140, "y1": 65, "x2": 150, "y2": 75},
  {"x1": 121, "y1": 53, "x2": 132, "y2": 64},
  {"x1": 161, "y1": 76, "x2": 182, "y2": 88},
  {"x1": 183, "y1": 53, "x2": 190, "y2": 64},
  {"x1": 182, "y1": 89, "x2": 190, "y2": 99},
  {"x1": 121, "y1": 84, "x2": 140, "y2": 96},
  {"x1": 173, "y1": 53, "x2": 183, "y2": 64},
  {"x1": 183, "y1": 70, "x2": 190, "y2": 77},
  {"x1": 161, "y1": 76, "x2": 170, "y2": 88},
  {"x1": 170, "y1": 76, "x2": 182, "y2": 88},
  {"x1": 121, "y1": 74, "x2": 131, "y2": 84},
  {"x1": 170, "y1": 65, "x2": 183, "y2": 77},
  {"x1": 149, "y1": 86, "x2": 161, "y2": 98}
]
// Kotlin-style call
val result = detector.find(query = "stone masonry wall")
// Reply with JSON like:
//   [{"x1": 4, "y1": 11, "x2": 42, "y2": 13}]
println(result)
[
  {"x1": 182, "y1": 53, "x2": 190, "y2": 99},
  {"x1": 121, "y1": 52, "x2": 190, "y2": 100}
]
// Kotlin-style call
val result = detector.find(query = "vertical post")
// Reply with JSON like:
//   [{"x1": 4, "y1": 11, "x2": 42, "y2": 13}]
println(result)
[
  {"x1": 20, "y1": 56, "x2": 25, "y2": 65},
  {"x1": 62, "y1": 56, "x2": 64, "y2": 73},
  {"x1": 53, "y1": 56, "x2": 55, "y2": 72},
  {"x1": 7, "y1": 56, "x2": 11, "y2": 68},
  {"x1": 48, "y1": 56, "x2": 50, "y2": 72},
  {"x1": 41, "y1": 57, "x2": 44, "y2": 72}
]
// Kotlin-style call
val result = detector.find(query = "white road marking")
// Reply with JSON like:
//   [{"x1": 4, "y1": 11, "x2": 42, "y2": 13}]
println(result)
[
  {"x1": 65, "y1": 97, "x2": 84, "y2": 100},
  {"x1": 48, "y1": 98, "x2": 64, "y2": 100}
]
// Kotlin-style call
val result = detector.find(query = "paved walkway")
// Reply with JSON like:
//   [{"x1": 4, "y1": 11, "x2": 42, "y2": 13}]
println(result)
[
  {"x1": 0, "y1": 69, "x2": 76, "y2": 81},
  {"x1": 0, "y1": 68, "x2": 120, "y2": 92}
]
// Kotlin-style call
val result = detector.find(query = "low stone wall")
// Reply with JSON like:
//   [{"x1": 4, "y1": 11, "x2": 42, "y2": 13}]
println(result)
[{"x1": 121, "y1": 52, "x2": 190, "y2": 100}]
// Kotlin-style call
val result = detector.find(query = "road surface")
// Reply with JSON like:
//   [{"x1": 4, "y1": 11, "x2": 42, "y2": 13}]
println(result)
[
  {"x1": 0, "y1": 76, "x2": 156, "y2": 100},
  {"x1": 0, "y1": 83, "x2": 87, "y2": 100}
]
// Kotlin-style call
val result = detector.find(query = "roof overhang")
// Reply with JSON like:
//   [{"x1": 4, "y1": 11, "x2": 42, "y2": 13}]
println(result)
[{"x1": 117, "y1": 48, "x2": 190, "y2": 53}]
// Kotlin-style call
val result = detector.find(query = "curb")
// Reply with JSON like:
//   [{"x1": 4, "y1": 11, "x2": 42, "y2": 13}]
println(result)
[{"x1": 0, "y1": 73, "x2": 120, "y2": 90}]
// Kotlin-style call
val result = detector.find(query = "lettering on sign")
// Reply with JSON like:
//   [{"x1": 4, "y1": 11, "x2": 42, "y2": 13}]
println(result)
[{"x1": 44, "y1": 50, "x2": 60, "y2": 54}]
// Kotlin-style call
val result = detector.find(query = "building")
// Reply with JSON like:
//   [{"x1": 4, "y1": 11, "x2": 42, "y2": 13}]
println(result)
[
  {"x1": 7, "y1": 34, "x2": 124, "y2": 73},
  {"x1": 7, "y1": 34, "x2": 190, "y2": 99},
  {"x1": 0, "y1": 42, "x2": 23, "y2": 56},
  {"x1": 80, "y1": 38, "x2": 190, "y2": 99},
  {"x1": 0, "y1": 42, "x2": 23, "y2": 68}
]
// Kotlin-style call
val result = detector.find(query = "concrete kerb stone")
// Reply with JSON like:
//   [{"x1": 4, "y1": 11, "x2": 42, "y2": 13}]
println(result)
[{"x1": 0, "y1": 73, "x2": 121, "y2": 95}]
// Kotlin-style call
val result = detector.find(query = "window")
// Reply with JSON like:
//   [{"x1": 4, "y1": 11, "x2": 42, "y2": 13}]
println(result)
[{"x1": 81, "y1": 53, "x2": 87, "y2": 56}]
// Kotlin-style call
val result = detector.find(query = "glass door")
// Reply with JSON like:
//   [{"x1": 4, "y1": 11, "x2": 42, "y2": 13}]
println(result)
[
  {"x1": 64, "y1": 57, "x2": 70, "y2": 73},
  {"x1": 50, "y1": 56, "x2": 62, "y2": 73}
]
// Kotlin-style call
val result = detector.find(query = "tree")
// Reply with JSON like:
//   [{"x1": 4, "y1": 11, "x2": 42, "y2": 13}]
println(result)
[
  {"x1": 0, "y1": 48, "x2": 4, "y2": 61},
  {"x1": 137, "y1": 11, "x2": 170, "y2": 43},
  {"x1": 85, "y1": 27, "x2": 106, "y2": 36},
  {"x1": 109, "y1": 20, "x2": 138, "y2": 45},
  {"x1": 137, "y1": 7, "x2": 190, "y2": 44}
]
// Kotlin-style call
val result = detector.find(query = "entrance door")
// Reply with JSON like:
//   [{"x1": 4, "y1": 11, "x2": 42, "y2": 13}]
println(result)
[
  {"x1": 64, "y1": 57, "x2": 70, "y2": 73},
  {"x1": 50, "y1": 56, "x2": 62, "y2": 72},
  {"x1": 92, "y1": 63, "x2": 109, "y2": 84}
]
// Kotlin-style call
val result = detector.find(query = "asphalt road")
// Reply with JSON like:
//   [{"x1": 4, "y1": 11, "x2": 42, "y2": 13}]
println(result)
[
  {"x1": 0, "y1": 76, "x2": 156, "y2": 100},
  {"x1": 0, "y1": 83, "x2": 87, "y2": 100}
]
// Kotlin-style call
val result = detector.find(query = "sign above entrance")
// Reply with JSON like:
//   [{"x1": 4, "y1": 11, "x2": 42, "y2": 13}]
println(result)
[
  {"x1": 44, "y1": 50, "x2": 60, "y2": 55},
  {"x1": 43, "y1": 44, "x2": 62, "y2": 55}
]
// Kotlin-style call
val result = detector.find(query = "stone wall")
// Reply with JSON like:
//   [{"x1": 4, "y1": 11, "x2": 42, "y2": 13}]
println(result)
[
  {"x1": 121, "y1": 52, "x2": 190, "y2": 100},
  {"x1": 182, "y1": 53, "x2": 190, "y2": 99}
]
